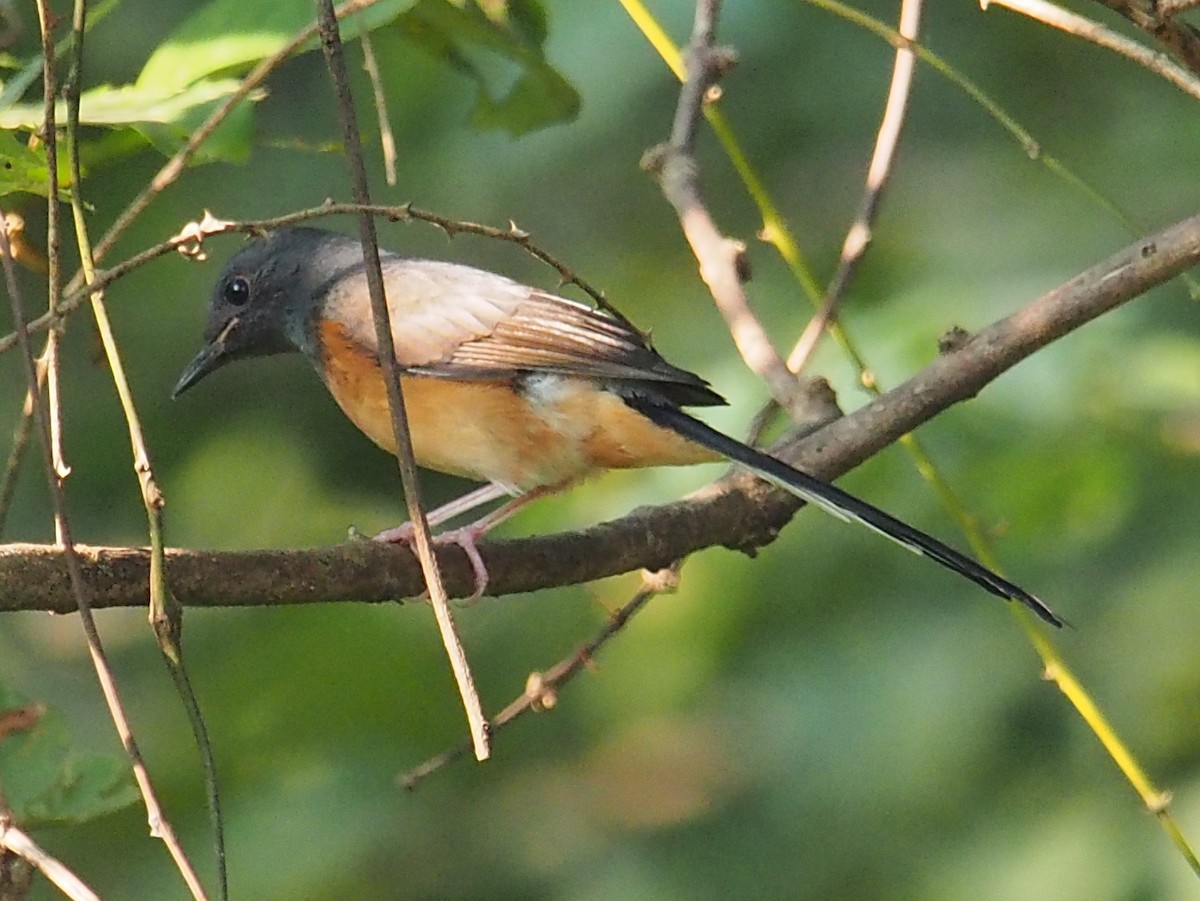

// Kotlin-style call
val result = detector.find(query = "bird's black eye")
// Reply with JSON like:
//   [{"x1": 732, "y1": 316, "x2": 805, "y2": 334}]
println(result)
[{"x1": 223, "y1": 275, "x2": 250, "y2": 306}]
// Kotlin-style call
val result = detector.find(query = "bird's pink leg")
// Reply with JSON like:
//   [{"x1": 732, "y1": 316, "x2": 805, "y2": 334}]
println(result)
[
  {"x1": 373, "y1": 482, "x2": 510, "y2": 543},
  {"x1": 373, "y1": 482, "x2": 565, "y2": 600}
]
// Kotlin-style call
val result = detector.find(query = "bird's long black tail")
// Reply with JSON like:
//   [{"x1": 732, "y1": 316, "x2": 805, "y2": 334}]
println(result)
[{"x1": 625, "y1": 394, "x2": 1062, "y2": 627}]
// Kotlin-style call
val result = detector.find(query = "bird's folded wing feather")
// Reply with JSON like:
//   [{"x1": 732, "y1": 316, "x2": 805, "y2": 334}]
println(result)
[{"x1": 323, "y1": 256, "x2": 723, "y2": 405}]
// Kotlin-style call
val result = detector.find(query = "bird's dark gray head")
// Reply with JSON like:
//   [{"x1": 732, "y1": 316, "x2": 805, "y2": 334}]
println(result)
[{"x1": 172, "y1": 227, "x2": 366, "y2": 398}]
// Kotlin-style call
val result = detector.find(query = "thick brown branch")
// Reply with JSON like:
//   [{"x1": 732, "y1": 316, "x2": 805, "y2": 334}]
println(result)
[{"x1": 1, "y1": 212, "x2": 1198, "y2": 614}]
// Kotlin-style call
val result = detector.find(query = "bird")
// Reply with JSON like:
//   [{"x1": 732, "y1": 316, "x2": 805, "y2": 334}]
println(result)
[{"x1": 173, "y1": 226, "x2": 1061, "y2": 627}]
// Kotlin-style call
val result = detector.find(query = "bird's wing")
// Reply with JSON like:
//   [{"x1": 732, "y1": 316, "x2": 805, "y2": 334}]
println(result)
[{"x1": 323, "y1": 257, "x2": 724, "y2": 406}]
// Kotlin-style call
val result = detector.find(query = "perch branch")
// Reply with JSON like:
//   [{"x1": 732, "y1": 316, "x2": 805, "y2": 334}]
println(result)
[{"x1": 1, "y1": 211, "x2": 1197, "y2": 612}]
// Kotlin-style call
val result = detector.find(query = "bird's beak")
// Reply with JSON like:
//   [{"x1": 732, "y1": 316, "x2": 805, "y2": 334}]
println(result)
[
  {"x1": 173, "y1": 316, "x2": 242, "y2": 398},
  {"x1": 172, "y1": 340, "x2": 225, "y2": 398}
]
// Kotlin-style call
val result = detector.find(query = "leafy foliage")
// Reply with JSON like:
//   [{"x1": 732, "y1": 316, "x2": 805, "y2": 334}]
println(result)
[
  {"x1": 137, "y1": 0, "x2": 418, "y2": 90},
  {"x1": 0, "y1": 131, "x2": 63, "y2": 198},
  {"x1": 2, "y1": 0, "x2": 1199, "y2": 899},
  {"x1": 0, "y1": 0, "x2": 575, "y2": 195},
  {"x1": 0, "y1": 685, "x2": 137, "y2": 828},
  {"x1": 397, "y1": 0, "x2": 579, "y2": 134}
]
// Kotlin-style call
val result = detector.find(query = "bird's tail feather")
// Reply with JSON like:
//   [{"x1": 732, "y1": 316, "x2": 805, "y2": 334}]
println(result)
[{"x1": 625, "y1": 395, "x2": 1062, "y2": 627}]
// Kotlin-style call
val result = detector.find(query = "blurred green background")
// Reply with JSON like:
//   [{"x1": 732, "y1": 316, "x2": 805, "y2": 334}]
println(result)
[{"x1": 2, "y1": 0, "x2": 1200, "y2": 898}]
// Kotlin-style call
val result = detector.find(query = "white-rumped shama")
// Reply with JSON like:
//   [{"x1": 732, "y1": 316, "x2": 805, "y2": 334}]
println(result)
[{"x1": 173, "y1": 227, "x2": 1061, "y2": 627}]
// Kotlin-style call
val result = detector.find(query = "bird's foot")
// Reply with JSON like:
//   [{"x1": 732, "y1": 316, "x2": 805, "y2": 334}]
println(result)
[{"x1": 373, "y1": 521, "x2": 490, "y2": 602}]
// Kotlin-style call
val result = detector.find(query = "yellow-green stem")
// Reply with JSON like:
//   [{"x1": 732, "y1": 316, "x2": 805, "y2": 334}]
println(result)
[{"x1": 620, "y1": 0, "x2": 1199, "y2": 874}]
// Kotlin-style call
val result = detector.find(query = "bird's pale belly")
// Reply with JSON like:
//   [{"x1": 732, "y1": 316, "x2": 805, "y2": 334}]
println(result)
[{"x1": 317, "y1": 321, "x2": 716, "y2": 490}]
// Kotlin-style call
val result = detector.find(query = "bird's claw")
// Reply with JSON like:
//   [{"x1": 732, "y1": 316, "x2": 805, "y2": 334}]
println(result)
[{"x1": 373, "y1": 522, "x2": 490, "y2": 602}]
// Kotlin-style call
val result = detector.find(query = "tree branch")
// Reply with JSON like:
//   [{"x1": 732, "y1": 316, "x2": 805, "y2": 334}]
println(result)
[
  {"x1": 643, "y1": 1, "x2": 807, "y2": 412},
  {"x1": 1, "y1": 211, "x2": 1198, "y2": 614},
  {"x1": 982, "y1": 0, "x2": 1200, "y2": 99},
  {"x1": 1091, "y1": 0, "x2": 1200, "y2": 76}
]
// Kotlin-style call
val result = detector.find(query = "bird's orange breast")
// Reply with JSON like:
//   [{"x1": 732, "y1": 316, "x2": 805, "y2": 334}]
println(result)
[{"x1": 317, "y1": 321, "x2": 717, "y2": 490}]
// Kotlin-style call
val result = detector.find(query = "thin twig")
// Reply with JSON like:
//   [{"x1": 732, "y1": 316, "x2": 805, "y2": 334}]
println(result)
[
  {"x1": 401, "y1": 566, "x2": 680, "y2": 788},
  {"x1": 645, "y1": 0, "x2": 804, "y2": 412},
  {"x1": 1031, "y1": 632, "x2": 1200, "y2": 874},
  {"x1": 33, "y1": 0, "x2": 67, "y2": 543},
  {"x1": 1090, "y1": 0, "x2": 1200, "y2": 75},
  {"x1": 787, "y1": 0, "x2": 922, "y2": 375},
  {"x1": 621, "y1": 0, "x2": 826, "y2": 301},
  {"x1": 0, "y1": 201, "x2": 626, "y2": 357},
  {"x1": 1156, "y1": 0, "x2": 1200, "y2": 14},
  {"x1": 0, "y1": 209, "x2": 55, "y2": 535},
  {"x1": 201, "y1": 204, "x2": 633, "y2": 325},
  {"x1": 20, "y1": 5, "x2": 207, "y2": 898},
  {"x1": 0, "y1": 812, "x2": 99, "y2": 901},
  {"x1": 360, "y1": 31, "x2": 397, "y2": 185},
  {"x1": 43, "y1": 334, "x2": 66, "y2": 487},
  {"x1": 0, "y1": 219, "x2": 62, "y2": 530},
  {"x1": 981, "y1": 0, "x2": 1200, "y2": 101},
  {"x1": 632, "y1": 0, "x2": 1200, "y2": 873},
  {"x1": 164, "y1": 659, "x2": 226, "y2": 901},
  {"x1": 0, "y1": 361, "x2": 42, "y2": 536},
  {"x1": 63, "y1": 1, "x2": 225, "y2": 895},
  {"x1": 85, "y1": 0, "x2": 386, "y2": 271},
  {"x1": 314, "y1": 0, "x2": 490, "y2": 762},
  {"x1": 0, "y1": 233, "x2": 218, "y2": 355},
  {"x1": 744, "y1": 0, "x2": 922, "y2": 445},
  {"x1": 0, "y1": 220, "x2": 207, "y2": 901}
]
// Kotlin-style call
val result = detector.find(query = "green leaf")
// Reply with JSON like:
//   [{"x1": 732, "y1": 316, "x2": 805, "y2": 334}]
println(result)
[
  {"x1": 397, "y1": 0, "x2": 578, "y2": 135},
  {"x1": 0, "y1": 79, "x2": 255, "y2": 130},
  {"x1": 0, "y1": 0, "x2": 121, "y2": 110},
  {"x1": 0, "y1": 80, "x2": 262, "y2": 163},
  {"x1": 0, "y1": 131, "x2": 54, "y2": 197},
  {"x1": 138, "y1": 0, "x2": 418, "y2": 92},
  {"x1": 0, "y1": 686, "x2": 138, "y2": 828},
  {"x1": 134, "y1": 97, "x2": 260, "y2": 165},
  {"x1": 138, "y1": 0, "x2": 574, "y2": 139}
]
